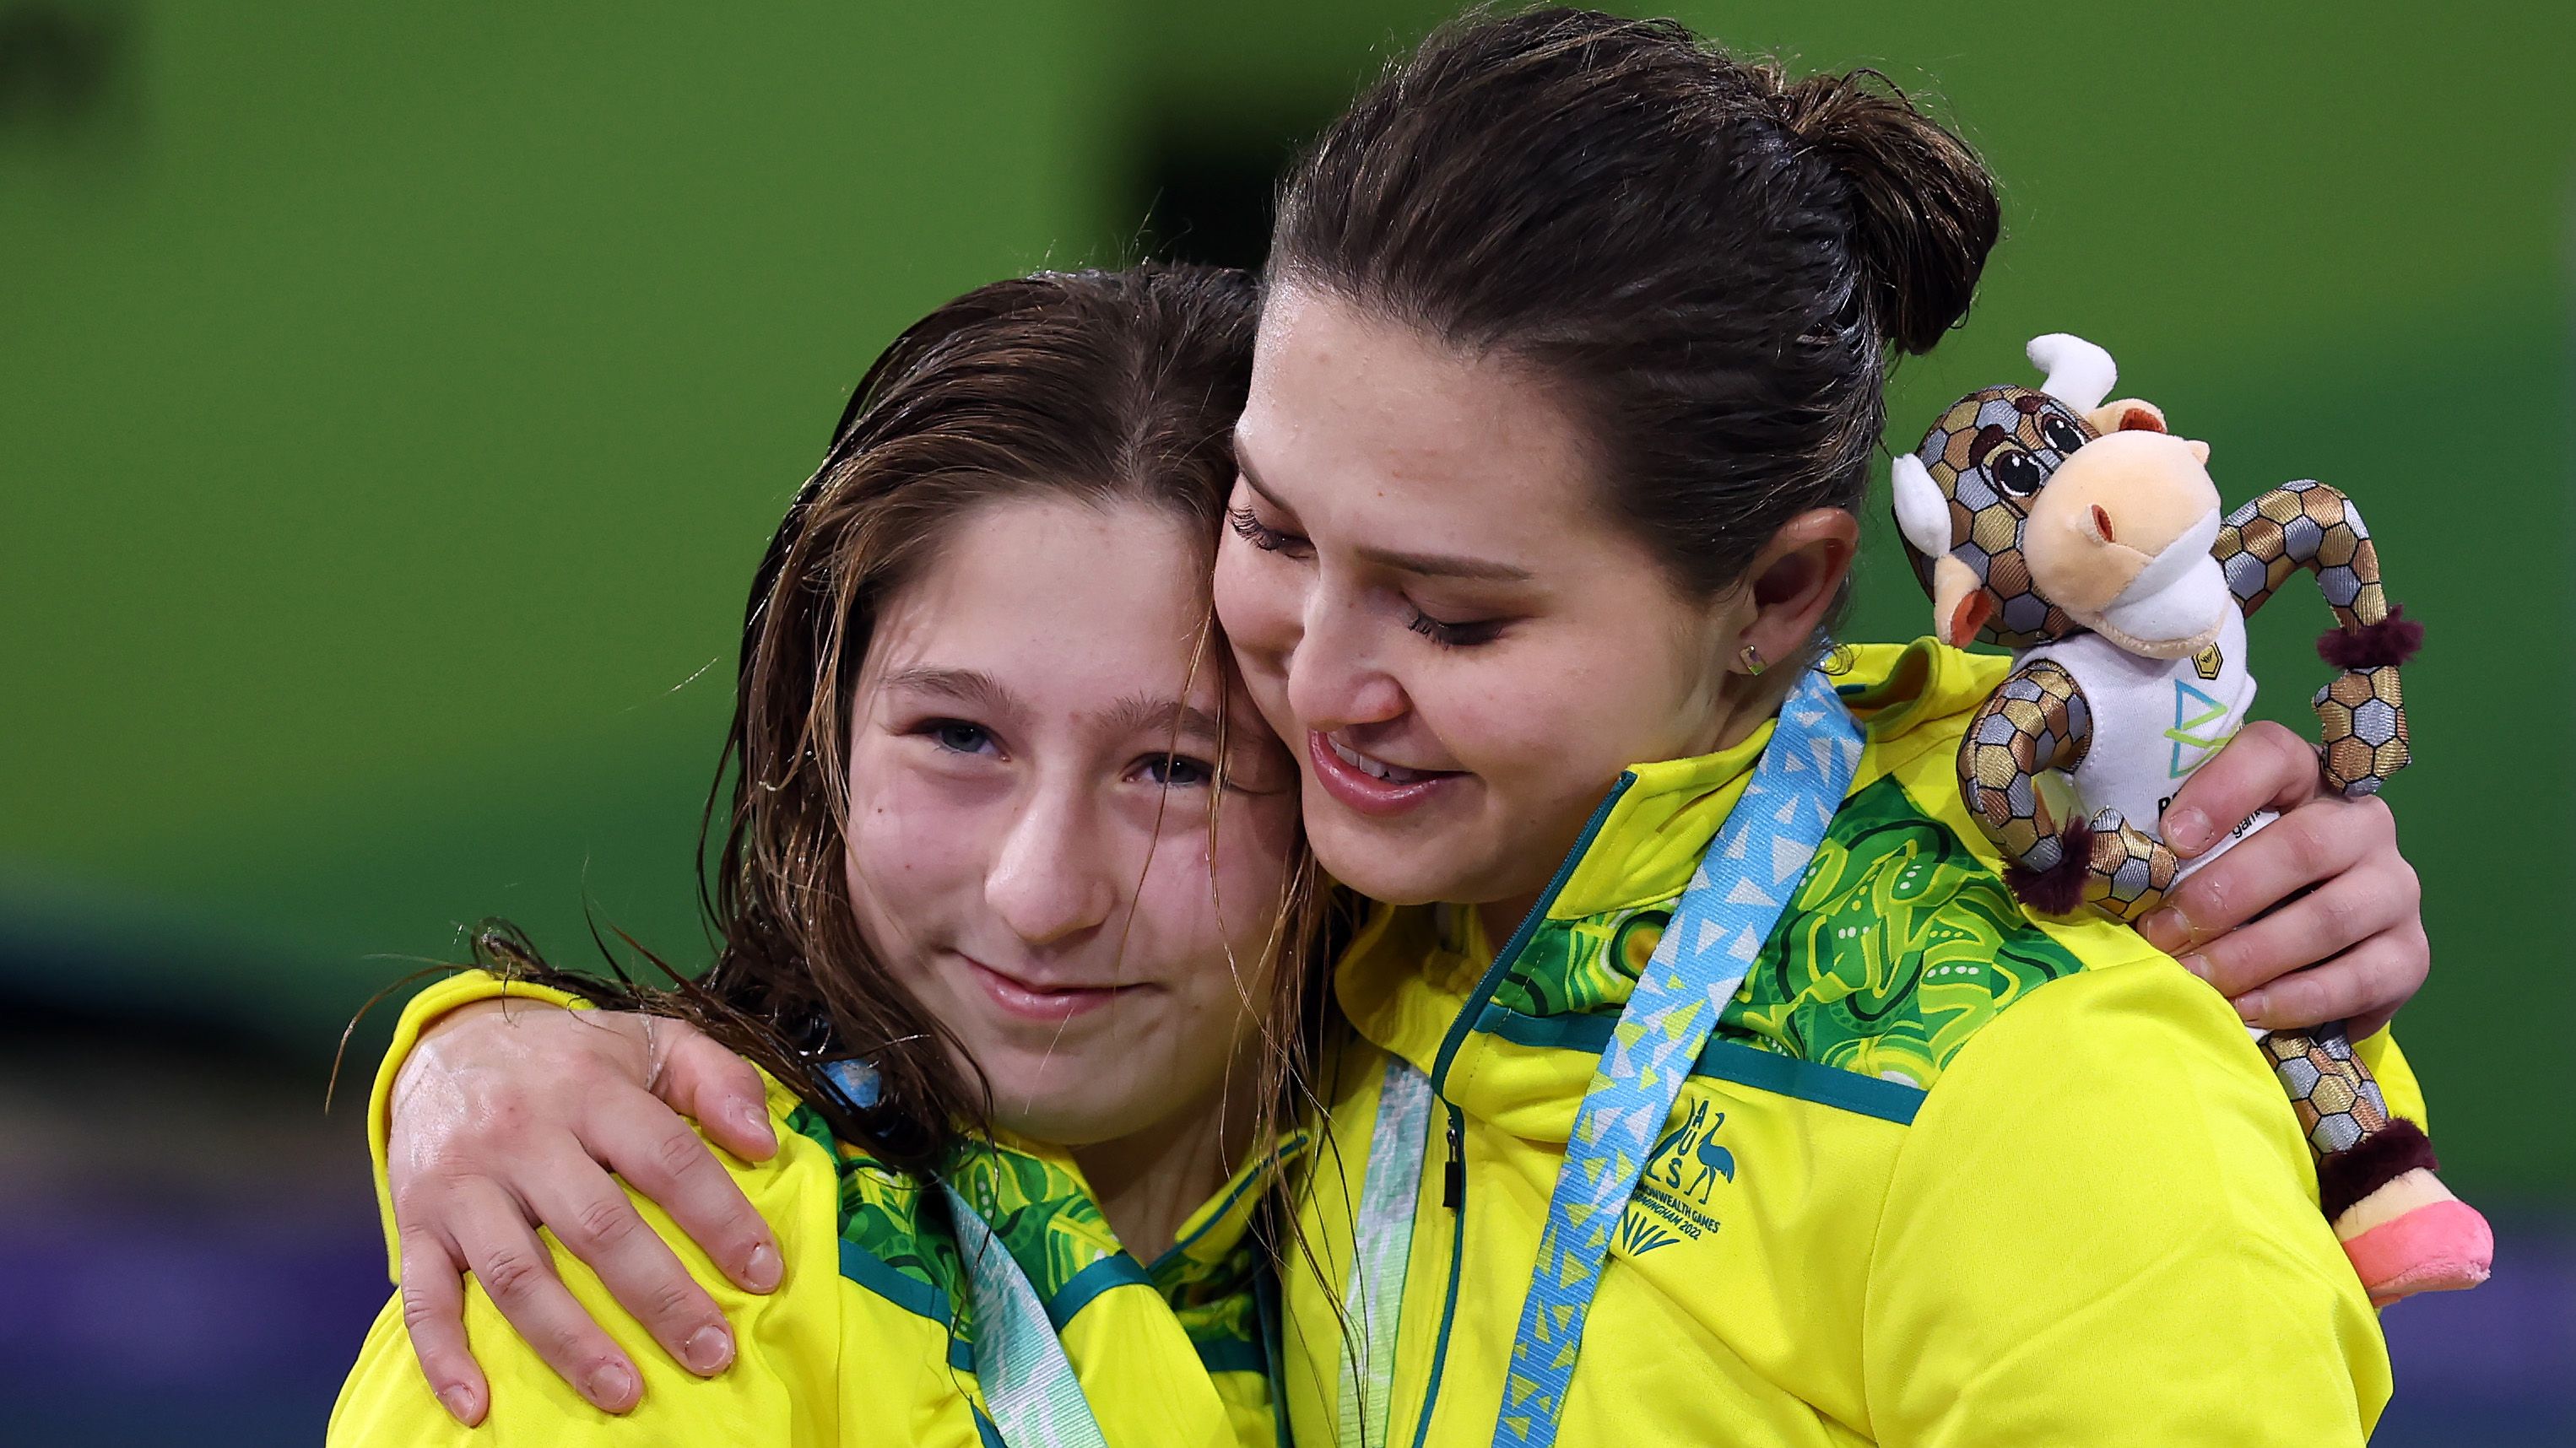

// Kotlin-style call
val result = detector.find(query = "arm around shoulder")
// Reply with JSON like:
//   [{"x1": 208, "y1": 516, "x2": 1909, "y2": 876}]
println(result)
[
  {"x1": 1861, "y1": 962, "x2": 2389, "y2": 1447},
  {"x1": 333, "y1": 1077, "x2": 842, "y2": 1446},
  {"x1": 365, "y1": 970, "x2": 593, "y2": 1272}
]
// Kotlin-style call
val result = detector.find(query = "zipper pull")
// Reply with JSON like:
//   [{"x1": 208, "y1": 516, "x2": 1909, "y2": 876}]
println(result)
[{"x1": 1442, "y1": 1110, "x2": 1466, "y2": 1210}]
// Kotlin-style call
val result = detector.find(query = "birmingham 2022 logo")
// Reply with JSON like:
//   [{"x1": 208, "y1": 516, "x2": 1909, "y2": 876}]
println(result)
[{"x1": 1616, "y1": 1098, "x2": 1735, "y2": 1256}]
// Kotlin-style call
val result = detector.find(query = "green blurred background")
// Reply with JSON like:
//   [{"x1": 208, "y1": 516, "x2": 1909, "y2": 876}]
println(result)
[{"x1": 4, "y1": 3, "x2": 2568, "y2": 1442}]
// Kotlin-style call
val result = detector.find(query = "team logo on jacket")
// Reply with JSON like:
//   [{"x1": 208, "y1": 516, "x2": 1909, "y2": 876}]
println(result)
[{"x1": 1620, "y1": 1099, "x2": 1733, "y2": 1254}]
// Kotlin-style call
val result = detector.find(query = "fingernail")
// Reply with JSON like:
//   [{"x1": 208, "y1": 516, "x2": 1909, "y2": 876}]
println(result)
[
  {"x1": 2178, "y1": 953, "x2": 2211, "y2": 983},
  {"x1": 2139, "y1": 908, "x2": 2192, "y2": 953},
  {"x1": 744, "y1": 1241, "x2": 782, "y2": 1293},
  {"x1": 736, "y1": 1104, "x2": 777, "y2": 1151},
  {"x1": 586, "y1": 1361, "x2": 638, "y2": 1411},
  {"x1": 682, "y1": 1325, "x2": 734, "y2": 1375},
  {"x1": 436, "y1": 1386, "x2": 479, "y2": 1425},
  {"x1": 2165, "y1": 806, "x2": 2210, "y2": 853},
  {"x1": 2234, "y1": 989, "x2": 2267, "y2": 1024}
]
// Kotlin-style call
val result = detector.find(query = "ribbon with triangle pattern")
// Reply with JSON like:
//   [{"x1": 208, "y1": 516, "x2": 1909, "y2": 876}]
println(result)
[{"x1": 1491, "y1": 665, "x2": 1862, "y2": 1448}]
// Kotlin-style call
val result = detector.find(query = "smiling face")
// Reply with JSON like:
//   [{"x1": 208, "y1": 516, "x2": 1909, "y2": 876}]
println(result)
[
  {"x1": 842, "y1": 494, "x2": 1301, "y2": 1147},
  {"x1": 1212, "y1": 284, "x2": 1751, "y2": 916}
]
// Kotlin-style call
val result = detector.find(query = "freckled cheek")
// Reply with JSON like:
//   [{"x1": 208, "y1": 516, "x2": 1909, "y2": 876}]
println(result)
[
  {"x1": 1130, "y1": 798, "x2": 1297, "y2": 1014},
  {"x1": 1426, "y1": 641, "x2": 1646, "y2": 803},
  {"x1": 842, "y1": 759, "x2": 996, "y2": 926},
  {"x1": 1410, "y1": 658, "x2": 1558, "y2": 780}
]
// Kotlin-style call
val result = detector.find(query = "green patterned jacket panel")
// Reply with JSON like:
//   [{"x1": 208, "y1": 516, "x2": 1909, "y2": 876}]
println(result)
[
  {"x1": 779, "y1": 1104, "x2": 1273, "y2": 1370},
  {"x1": 1483, "y1": 770, "x2": 2086, "y2": 1096}
]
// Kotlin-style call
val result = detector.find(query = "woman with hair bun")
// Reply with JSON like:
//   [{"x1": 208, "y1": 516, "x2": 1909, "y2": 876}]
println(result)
[
  {"x1": 362, "y1": 9, "x2": 2434, "y2": 1445},
  {"x1": 1237, "y1": 12, "x2": 2416, "y2": 1445}
]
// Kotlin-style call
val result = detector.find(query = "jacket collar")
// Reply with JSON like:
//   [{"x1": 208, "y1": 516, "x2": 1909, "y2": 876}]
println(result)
[{"x1": 1333, "y1": 639, "x2": 2006, "y2": 1132}]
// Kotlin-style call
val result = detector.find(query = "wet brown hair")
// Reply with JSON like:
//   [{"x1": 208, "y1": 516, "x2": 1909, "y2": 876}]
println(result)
[
  {"x1": 485, "y1": 263, "x2": 1341, "y2": 1178},
  {"x1": 1273, "y1": 5, "x2": 2000, "y2": 658}
]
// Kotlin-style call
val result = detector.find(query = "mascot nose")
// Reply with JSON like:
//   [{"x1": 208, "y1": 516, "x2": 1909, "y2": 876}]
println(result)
[{"x1": 2026, "y1": 431, "x2": 2222, "y2": 615}]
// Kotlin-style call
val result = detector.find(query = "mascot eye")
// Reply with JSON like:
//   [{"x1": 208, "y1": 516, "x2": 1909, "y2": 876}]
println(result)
[
  {"x1": 1989, "y1": 449, "x2": 2044, "y2": 498},
  {"x1": 2040, "y1": 414, "x2": 2086, "y2": 455}
]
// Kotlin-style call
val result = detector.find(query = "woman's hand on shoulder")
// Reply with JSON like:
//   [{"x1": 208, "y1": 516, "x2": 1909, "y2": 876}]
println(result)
[
  {"x1": 2138, "y1": 719, "x2": 2426, "y2": 1039},
  {"x1": 387, "y1": 998, "x2": 783, "y2": 1424}
]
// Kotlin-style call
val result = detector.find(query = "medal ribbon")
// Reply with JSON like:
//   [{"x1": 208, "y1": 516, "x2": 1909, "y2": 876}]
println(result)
[{"x1": 1491, "y1": 667, "x2": 1861, "y2": 1447}]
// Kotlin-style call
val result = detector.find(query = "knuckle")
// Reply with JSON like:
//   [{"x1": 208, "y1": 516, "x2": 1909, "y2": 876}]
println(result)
[
  {"x1": 455, "y1": 1094, "x2": 536, "y2": 1154},
  {"x1": 2284, "y1": 814, "x2": 2337, "y2": 874},
  {"x1": 647, "y1": 1276, "x2": 705, "y2": 1326},
  {"x1": 2197, "y1": 938, "x2": 2256, "y2": 994},
  {"x1": 649, "y1": 1127, "x2": 714, "y2": 1183},
  {"x1": 395, "y1": 1226, "x2": 456, "y2": 1276},
  {"x1": 2265, "y1": 976, "x2": 2324, "y2": 1027},
  {"x1": 479, "y1": 1246, "x2": 552, "y2": 1307},
  {"x1": 398, "y1": 1280, "x2": 452, "y2": 1335},
  {"x1": 2357, "y1": 792, "x2": 2396, "y2": 837},
  {"x1": 2389, "y1": 927, "x2": 2430, "y2": 989},
  {"x1": 2240, "y1": 719, "x2": 2296, "y2": 754},
  {"x1": 548, "y1": 1326, "x2": 605, "y2": 1367},
  {"x1": 566, "y1": 1195, "x2": 641, "y2": 1255},
  {"x1": 2179, "y1": 867, "x2": 2227, "y2": 927},
  {"x1": 717, "y1": 1051, "x2": 765, "y2": 1095},
  {"x1": 2317, "y1": 889, "x2": 2365, "y2": 944},
  {"x1": 413, "y1": 1157, "x2": 505, "y2": 1206},
  {"x1": 2233, "y1": 721, "x2": 2298, "y2": 773}
]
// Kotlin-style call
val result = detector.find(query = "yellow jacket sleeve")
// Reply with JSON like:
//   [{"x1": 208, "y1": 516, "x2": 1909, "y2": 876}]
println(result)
[
  {"x1": 1862, "y1": 961, "x2": 2391, "y2": 1446},
  {"x1": 328, "y1": 1076, "x2": 858, "y2": 1447},
  {"x1": 365, "y1": 970, "x2": 591, "y2": 1280}
]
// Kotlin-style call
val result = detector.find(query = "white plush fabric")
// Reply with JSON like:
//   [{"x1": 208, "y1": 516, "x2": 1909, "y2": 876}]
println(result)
[{"x1": 2022, "y1": 608, "x2": 2276, "y2": 881}]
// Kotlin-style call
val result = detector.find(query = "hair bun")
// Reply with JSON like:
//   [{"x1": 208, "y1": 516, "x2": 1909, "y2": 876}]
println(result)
[{"x1": 1770, "y1": 68, "x2": 1999, "y2": 355}]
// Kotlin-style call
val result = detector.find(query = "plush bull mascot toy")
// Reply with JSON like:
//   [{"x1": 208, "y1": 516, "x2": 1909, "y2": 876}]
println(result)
[{"x1": 1891, "y1": 333, "x2": 2492, "y2": 1305}]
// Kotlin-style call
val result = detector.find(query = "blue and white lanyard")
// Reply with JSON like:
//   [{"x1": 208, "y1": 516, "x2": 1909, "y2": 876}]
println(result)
[
  {"x1": 823, "y1": 1058, "x2": 1111, "y2": 1448},
  {"x1": 1491, "y1": 667, "x2": 1860, "y2": 1447}
]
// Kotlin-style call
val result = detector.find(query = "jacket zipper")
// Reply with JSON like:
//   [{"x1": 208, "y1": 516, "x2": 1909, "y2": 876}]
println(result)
[{"x1": 1409, "y1": 1100, "x2": 1469, "y2": 1448}]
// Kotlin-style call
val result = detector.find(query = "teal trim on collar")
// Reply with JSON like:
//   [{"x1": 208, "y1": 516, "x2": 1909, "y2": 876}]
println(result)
[
  {"x1": 1475, "y1": 1002, "x2": 1925, "y2": 1126},
  {"x1": 973, "y1": 1407, "x2": 1005, "y2": 1448},
  {"x1": 1194, "y1": 1337, "x2": 1269, "y2": 1375},
  {"x1": 1043, "y1": 1252, "x2": 1150, "y2": 1332},
  {"x1": 1257, "y1": 1267, "x2": 1293, "y2": 1448},
  {"x1": 837, "y1": 1238, "x2": 951, "y2": 1325},
  {"x1": 839, "y1": 1239, "x2": 977, "y2": 1372},
  {"x1": 1148, "y1": 1129, "x2": 1312, "y2": 1278},
  {"x1": 1430, "y1": 772, "x2": 1637, "y2": 1094}
]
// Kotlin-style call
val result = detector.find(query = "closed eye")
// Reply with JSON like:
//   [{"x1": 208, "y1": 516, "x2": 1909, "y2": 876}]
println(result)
[
  {"x1": 1228, "y1": 505, "x2": 1309, "y2": 557},
  {"x1": 1406, "y1": 607, "x2": 1506, "y2": 648}
]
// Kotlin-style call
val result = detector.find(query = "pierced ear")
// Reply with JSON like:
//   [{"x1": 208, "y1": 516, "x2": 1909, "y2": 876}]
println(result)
[
  {"x1": 1930, "y1": 554, "x2": 1994, "y2": 648},
  {"x1": 2085, "y1": 398, "x2": 2167, "y2": 435}
]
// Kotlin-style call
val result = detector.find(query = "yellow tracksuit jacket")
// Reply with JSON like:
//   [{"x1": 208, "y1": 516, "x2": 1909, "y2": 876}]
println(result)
[
  {"x1": 1282, "y1": 639, "x2": 2418, "y2": 1448},
  {"x1": 330, "y1": 974, "x2": 1288, "y2": 1447}
]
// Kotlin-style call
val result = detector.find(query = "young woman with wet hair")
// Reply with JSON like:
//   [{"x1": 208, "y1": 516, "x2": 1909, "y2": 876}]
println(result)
[
  {"x1": 364, "y1": 9, "x2": 2434, "y2": 1445},
  {"x1": 332, "y1": 263, "x2": 1334, "y2": 1445}
]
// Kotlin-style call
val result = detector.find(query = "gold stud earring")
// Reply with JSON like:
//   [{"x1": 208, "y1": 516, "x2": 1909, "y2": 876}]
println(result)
[{"x1": 1739, "y1": 643, "x2": 1767, "y2": 676}]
